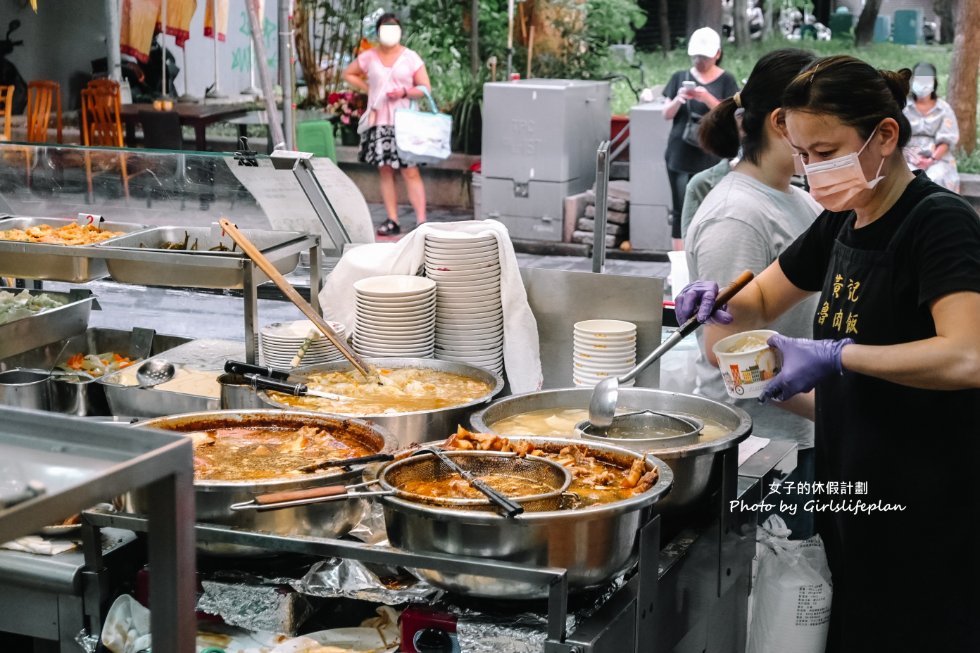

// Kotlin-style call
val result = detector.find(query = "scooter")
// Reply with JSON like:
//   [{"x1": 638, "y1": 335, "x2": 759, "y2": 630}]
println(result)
[{"x1": 0, "y1": 20, "x2": 27, "y2": 113}]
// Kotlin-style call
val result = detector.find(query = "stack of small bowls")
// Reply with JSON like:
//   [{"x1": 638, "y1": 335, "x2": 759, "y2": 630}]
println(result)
[
  {"x1": 353, "y1": 275, "x2": 436, "y2": 358},
  {"x1": 572, "y1": 319, "x2": 637, "y2": 388},
  {"x1": 259, "y1": 319, "x2": 348, "y2": 368},
  {"x1": 424, "y1": 234, "x2": 504, "y2": 376}
]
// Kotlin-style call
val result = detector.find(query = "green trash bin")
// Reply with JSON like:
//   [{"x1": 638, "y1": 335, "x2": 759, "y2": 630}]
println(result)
[
  {"x1": 296, "y1": 121, "x2": 337, "y2": 163},
  {"x1": 829, "y1": 12, "x2": 854, "y2": 39},
  {"x1": 893, "y1": 9, "x2": 921, "y2": 45}
]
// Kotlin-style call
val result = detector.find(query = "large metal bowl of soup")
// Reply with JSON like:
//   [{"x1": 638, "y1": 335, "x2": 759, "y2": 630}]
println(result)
[
  {"x1": 380, "y1": 433, "x2": 673, "y2": 599},
  {"x1": 131, "y1": 409, "x2": 399, "y2": 554},
  {"x1": 256, "y1": 358, "x2": 504, "y2": 448},
  {"x1": 470, "y1": 388, "x2": 752, "y2": 513}
]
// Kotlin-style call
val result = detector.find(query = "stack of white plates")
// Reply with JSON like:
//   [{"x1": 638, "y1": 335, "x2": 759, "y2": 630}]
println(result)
[
  {"x1": 573, "y1": 319, "x2": 637, "y2": 388},
  {"x1": 353, "y1": 275, "x2": 436, "y2": 358},
  {"x1": 259, "y1": 319, "x2": 348, "y2": 369},
  {"x1": 425, "y1": 234, "x2": 504, "y2": 376}
]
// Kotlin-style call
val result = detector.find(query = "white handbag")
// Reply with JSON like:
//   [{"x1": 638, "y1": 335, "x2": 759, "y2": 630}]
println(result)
[{"x1": 394, "y1": 87, "x2": 452, "y2": 164}]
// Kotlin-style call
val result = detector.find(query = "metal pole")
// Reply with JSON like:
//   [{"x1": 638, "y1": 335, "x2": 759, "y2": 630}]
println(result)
[
  {"x1": 208, "y1": 0, "x2": 226, "y2": 98},
  {"x1": 105, "y1": 0, "x2": 122, "y2": 82},
  {"x1": 592, "y1": 141, "x2": 610, "y2": 274},
  {"x1": 506, "y1": 0, "x2": 514, "y2": 78},
  {"x1": 161, "y1": 0, "x2": 168, "y2": 96},
  {"x1": 246, "y1": 0, "x2": 286, "y2": 147},
  {"x1": 278, "y1": 0, "x2": 295, "y2": 150}
]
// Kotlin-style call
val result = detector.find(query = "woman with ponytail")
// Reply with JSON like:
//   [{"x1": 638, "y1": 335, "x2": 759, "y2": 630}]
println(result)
[
  {"x1": 677, "y1": 55, "x2": 980, "y2": 651},
  {"x1": 685, "y1": 49, "x2": 820, "y2": 537}
]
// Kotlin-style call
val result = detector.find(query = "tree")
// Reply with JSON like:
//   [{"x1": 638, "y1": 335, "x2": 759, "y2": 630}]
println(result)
[
  {"x1": 733, "y1": 0, "x2": 750, "y2": 45},
  {"x1": 656, "y1": 0, "x2": 670, "y2": 54},
  {"x1": 854, "y1": 0, "x2": 881, "y2": 46},
  {"x1": 947, "y1": 0, "x2": 980, "y2": 154},
  {"x1": 933, "y1": 0, "x2": 957, "y2": 44}
]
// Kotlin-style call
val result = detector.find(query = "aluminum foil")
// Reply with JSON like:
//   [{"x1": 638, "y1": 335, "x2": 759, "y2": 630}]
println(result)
[
  {"x1": 452, "y1": 574, "x2": 628, "y2": 653},
  {"x1": 197, "y1": 571, "x2": 314, "y2": 635},
  {"x1": 293, "y1": 556, "x2": 442, "y2": 605}
]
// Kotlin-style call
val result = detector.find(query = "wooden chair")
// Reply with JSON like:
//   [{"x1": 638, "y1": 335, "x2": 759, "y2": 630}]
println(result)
[
  {"x1": 86, "y1": 78, "x2": 120, "y2": 95},
  {"x1": 25, "y1": 80, "x2": 62, "y2": 144},
  {"x1": 0, "y1": 85, "x2": 13, "y2": 141},
  {"x1": 80, "y1": 87, "x2": 129, "y2": 199}
]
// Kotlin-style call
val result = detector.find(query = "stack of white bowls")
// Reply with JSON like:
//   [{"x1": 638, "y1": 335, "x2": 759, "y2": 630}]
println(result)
[
  {"x1": 259, "y1": 319, "x2": 348, "y2": 369},
  {"x1": 424, "y1": 234, "x2": 504, "y2": 376},
  {"x1": 572, "y1": 319, "x2": 637, "y2": 388},
  {"x1": 353, "y1": 275, "x2": 436, "y2": 358}
]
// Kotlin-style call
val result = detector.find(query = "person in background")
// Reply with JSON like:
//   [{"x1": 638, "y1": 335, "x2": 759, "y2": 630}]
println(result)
[
  {"x1": 676, "y1": 55, "x2": 980, "y2": 650},
  {"x1": 686, "y1": 48, "x2": 819, "y2": 537},
  {"x1": 342, "y1": 13, "x2": 431, "y2": 236},
  {"x1": 662, "y1": 27, "x2": 739, "y2": 251},
  {"x1": 678, "y1": 157, "x2": 733, "y2": 241},
  {"x1": 903, "y1": 61, "x2": 960, "y2": 192}
]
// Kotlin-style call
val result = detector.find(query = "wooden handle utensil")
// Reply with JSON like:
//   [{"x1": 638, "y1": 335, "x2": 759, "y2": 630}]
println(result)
[{"x1": 217, "y1": 218, "x2": 374, "y2": 379}]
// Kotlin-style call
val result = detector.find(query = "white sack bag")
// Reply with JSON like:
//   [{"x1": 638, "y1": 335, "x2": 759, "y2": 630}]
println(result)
[
  {"x1": 394, "y1": 87, "x2": 452, "y2": 165},
  {"x1": 747, "y1": 515, "x2": 833, "y2": 653}
]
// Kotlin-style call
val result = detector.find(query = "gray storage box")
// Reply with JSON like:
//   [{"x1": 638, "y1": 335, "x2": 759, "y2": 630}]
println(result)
[
  {"x1": 481, "y1": 79, "x2": 610, "y2": 240},
  {"x1": 629, "y1": 102, "x2": 674, "y2": 251}
]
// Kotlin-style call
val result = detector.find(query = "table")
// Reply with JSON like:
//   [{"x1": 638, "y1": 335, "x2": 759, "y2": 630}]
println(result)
[{"x1": 120, "y1": 103, "x2": 252, "y2": 151}]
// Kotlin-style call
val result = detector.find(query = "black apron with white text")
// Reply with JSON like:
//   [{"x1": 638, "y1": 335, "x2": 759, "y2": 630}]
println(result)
[{"x1": 812, "y1": 206, "x2": 979, "y2": 652}]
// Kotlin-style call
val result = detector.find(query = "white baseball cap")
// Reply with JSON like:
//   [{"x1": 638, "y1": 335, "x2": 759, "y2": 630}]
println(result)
[{"x1": 687, "y1": 27, "x2": 721, "y2": 58}]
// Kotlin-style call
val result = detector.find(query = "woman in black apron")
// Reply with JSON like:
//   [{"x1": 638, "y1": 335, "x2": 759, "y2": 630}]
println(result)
[{"x1": 675, "y1": 55, "x2": 980, "y2": 651}]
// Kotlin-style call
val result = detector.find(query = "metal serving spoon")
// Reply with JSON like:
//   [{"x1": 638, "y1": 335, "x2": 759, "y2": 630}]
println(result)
[
  {"x1": 136, "y1": 359, "x2": 176, "y2": 388},
  {"x1": 588, "y1": 270, "x2": 755, "y2": 430}
]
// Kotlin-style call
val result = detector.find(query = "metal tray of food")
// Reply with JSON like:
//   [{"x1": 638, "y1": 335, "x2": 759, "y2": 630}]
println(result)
[
  {"x1": 98, "y1": 227, "x2": 307, "y2": 289},
  {"x1": 0, "y1": 289, "x2": 96, "y2": 360},
  {"x1": 0, "y1": 328, "x2": 191, "y2": 416},
  {"x1": 99, "y1": 339, "x2": 244, "y2": 417},
  {"x1": 0, "y1": 217, "x2": 149, "y2": 282}
]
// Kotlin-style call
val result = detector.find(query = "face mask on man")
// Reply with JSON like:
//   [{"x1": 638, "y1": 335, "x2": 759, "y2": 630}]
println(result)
[
  {"x1": 378, "y1": 24, "x2": 402, "y2": 47},
  {"x1": 911, "y1": 76, "x2": 935, "y2": 97},
  {"x1": 803, "y1": 126, "x2": 885, "y2": 212}
]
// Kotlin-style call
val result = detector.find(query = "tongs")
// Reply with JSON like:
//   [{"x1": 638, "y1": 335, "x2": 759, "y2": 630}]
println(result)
[
  {"x1": 230, "y1": 447, "x2": 525, "y2": 518},
  {"x1": 224, "y1": 360, "x2": 353, "y2": 401}
]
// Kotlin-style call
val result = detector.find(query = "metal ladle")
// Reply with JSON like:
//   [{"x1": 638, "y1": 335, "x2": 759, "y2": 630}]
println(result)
[
  {"x1": 135, "y1": 359, "x2": 175, "y2": 388},
  {"x1": 588, "y1": 270, "x2": 755, "y2": 430}
]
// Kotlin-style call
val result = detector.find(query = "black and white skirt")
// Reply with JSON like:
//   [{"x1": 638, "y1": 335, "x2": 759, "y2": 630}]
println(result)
[{"x1": 359, "y1": 125, "x2": 415, "y2": 168}]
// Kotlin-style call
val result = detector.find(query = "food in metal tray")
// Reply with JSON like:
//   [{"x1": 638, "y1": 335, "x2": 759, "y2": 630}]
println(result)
[
  {"x1": 57, "y1": 352, "x2": 137, "y2": 381},
  {"x1": 139, "y1": 230, "x2": 238, "y2": 252},
  {"x1": 489, "y1": 407, "x2": 731, "y2": 442},
  {"x1": 183, "y1": 424, "x2": 375, "y2": 481},
  {"x1": 106, "y1": 364, "x2": 221, "y2": 398},
  {"x1": 0, "y1": 290, "x2": 67, "y2": 325},
  {"x1": 270, "y1": 367, "x2": 493, "y2": 415},
  {"x1": 0, "y1": 222, "x2": 125, "y2": 245},
  {"x1": 444, "y1": 428, "x2": 659, "y2": 507}
]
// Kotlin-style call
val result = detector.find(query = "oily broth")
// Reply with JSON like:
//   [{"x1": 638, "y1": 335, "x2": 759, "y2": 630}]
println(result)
[
  {"x1": 187, "y1": 425, "x2": 375, "y2": 481},
  {"x1": 398, "y1": 474, "x2": 555, "y2": 500},
  {"x1": 270, "y1": 367, "x2": 493, "y2": 415},
  {"x1": 489, "y1": 407, "x2": 730, "y2": 442}
]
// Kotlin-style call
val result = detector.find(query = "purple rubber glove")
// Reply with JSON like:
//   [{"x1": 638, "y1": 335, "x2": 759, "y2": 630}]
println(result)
[
  {"x1": 674, "y1": 280, "x2": 735, "y2": 325},
  {"x1": 760, "y1": 334, "x2": 854, "y2": 402}
]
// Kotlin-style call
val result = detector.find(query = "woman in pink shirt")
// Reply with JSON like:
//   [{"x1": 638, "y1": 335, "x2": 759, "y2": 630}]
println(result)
[{"x1": 343, "y1": 13, "x2": 432, "y2": 236}]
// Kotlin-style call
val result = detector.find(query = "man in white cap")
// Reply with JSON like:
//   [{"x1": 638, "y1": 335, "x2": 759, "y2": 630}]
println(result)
[{"x1": 661, "y1": 27, "x2": 739, "y2": 250}]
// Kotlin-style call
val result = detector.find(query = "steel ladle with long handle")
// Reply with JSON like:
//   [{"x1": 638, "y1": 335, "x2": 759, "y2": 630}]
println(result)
[
  {"x1": 217, "y1": 218, "x2": 375, "y2": 380},
  {"x1": 588, "y1": 270, "x2": 755, "y2": 430}
]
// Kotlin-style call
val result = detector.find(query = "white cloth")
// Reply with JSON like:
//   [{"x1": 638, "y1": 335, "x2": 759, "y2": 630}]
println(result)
[
  {"x1": 101, "y1": 594, "x2": 152, "y2": 653},
  {"x1": 318, "y1": 220, "x2": 543, "y2": 392},
  {"x1": 1, "y1": 535, "x2": 77, "y2": 555}
]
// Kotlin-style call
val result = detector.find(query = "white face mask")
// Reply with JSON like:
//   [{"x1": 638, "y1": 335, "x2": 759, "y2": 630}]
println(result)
[
  {"x1": 911, "y1": 76, "x2": 934, "y2": 97},
  {"x1": 803, "y1": 126, "x2": 885, "y2": 212},
  {"x1": 378, "y1": 24, "x2": 401, "y2": 47}
]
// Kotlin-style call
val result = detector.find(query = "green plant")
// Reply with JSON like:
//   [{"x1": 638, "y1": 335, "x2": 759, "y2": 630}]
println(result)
[{"x1": 957, "y1": 147, "x2": 980, "y2": 175}]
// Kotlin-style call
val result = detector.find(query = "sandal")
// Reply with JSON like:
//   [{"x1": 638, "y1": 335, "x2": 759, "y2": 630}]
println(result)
[{"x1": 376, "y1": 219, "x2": 401, "y2": 236}]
